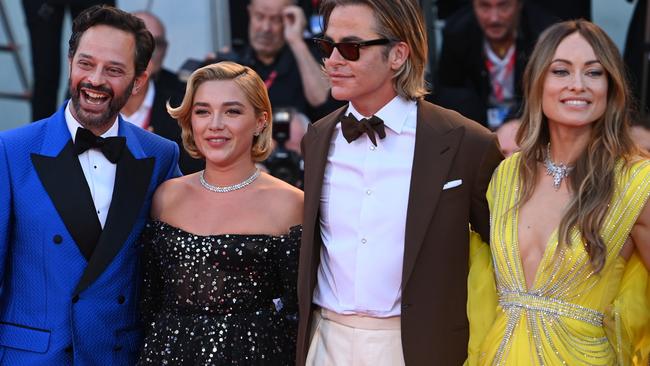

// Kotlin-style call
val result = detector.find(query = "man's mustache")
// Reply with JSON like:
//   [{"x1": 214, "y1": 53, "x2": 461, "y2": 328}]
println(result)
[{"x1": 78, "y1": 82, "x2": 113, "y2": 97}]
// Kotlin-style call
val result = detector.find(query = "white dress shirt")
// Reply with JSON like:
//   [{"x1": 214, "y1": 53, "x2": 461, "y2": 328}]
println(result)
[
  {"x1": 65, "y1": 102, "x2": 118, "y2": 228},
  {"x1": 313, "y1": 96, "x2": 417, "y2": 317}
]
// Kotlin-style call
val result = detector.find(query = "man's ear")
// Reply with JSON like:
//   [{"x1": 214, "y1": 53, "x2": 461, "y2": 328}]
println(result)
[
  {"x1": 389, "y1": 41, "x2": 409, "y2": 71},
  {"x1": 132, "y1": 71, "x2": 150, "y2": 95}
]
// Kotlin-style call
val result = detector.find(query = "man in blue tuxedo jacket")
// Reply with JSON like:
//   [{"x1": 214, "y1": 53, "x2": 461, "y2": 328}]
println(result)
[{"x1": 0, "y1": 6, "x2": 180, "y2": 365}]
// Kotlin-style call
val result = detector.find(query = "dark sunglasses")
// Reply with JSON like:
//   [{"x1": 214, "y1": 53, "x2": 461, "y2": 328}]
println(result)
[{"x1": 313, "y1": 38, "x2": 392, "y2": 61}]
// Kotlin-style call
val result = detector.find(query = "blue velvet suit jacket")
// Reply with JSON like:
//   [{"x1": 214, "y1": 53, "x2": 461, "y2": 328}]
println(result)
[{"x1": 0, "y1": 102, "x2": 180, "y2": 365}]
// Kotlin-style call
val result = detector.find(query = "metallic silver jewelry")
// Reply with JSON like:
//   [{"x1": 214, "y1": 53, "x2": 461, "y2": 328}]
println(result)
[
  {"x1": 544, "y1": 144, "x2": 574, "y2": 191},
  {"x1": 199, "y1": 168, "x2": 260, "y2": 193}
]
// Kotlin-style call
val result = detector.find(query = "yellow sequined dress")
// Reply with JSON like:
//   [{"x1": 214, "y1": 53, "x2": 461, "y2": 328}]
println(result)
[{"x1": 466, "y1": 154, "x2": 650, "y2": 366}]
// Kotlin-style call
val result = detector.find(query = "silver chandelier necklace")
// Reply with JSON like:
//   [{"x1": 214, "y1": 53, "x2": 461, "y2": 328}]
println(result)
[
  {"x1": 544, "y1": 144, "x2": 574, "y2": 191},
  {"x1": 199, "y1": 168, "x2": 260, "y2": 193}
]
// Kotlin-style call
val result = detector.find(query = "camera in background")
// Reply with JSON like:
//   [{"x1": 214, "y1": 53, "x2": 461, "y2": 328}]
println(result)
[{"x1": 263, "y1": 107, "x2": 305, "y2": 189}]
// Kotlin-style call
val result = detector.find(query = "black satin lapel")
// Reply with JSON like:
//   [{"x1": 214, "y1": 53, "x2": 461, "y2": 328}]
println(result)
[
  {"x1": 74, "y1": 148, "x2": 154, "y2": 295},
  {"x1": 401, "y1": 113, "x2": 464, "y2": 288},
  {"x1": 31, "y1": 141, "x2": 101, "y2": 261}
]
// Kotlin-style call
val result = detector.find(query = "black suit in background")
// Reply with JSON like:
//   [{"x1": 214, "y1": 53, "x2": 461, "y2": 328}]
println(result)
[
  {"x1": 433, "y1": 0, "x2": 589, "y2": 22},
  {"x1": 22, "y1": 0, "x2": 115, "y2": 121},
  {"x1": 435, "y1": 0, "x2": 470, "y2": 20},
  {"x1": 528, "y1": 0, "x2": 591, "y2": 21},
  {"x1": 433, "y1": 2, "x2": 558, "y2": 128},
  {"x1": 149, "y1": 69, "x2": 204, "y2": 175},
  {"x1": 624, "y1": 0, "x2": 649, "y2": 116}
]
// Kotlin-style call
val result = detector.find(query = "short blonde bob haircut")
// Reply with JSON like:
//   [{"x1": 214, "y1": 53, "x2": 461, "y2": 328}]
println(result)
[{"x1": 167, "y1": 61, "x2": 273, "y2": 162}]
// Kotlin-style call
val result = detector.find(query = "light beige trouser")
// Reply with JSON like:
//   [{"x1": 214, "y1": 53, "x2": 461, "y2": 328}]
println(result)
[{"x1": 305, "y1": 308, "x2": 406, "y2": 366}]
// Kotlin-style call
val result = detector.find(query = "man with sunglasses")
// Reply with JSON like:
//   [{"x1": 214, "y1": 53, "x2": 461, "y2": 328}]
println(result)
[{"x1": 297, "y1": 0, "x2": 503, "y2": 365}]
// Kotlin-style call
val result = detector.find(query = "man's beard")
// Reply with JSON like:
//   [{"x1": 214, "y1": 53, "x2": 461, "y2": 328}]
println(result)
[{"x1": 69, "y1": 78, "x2": 135, "y2": 130}]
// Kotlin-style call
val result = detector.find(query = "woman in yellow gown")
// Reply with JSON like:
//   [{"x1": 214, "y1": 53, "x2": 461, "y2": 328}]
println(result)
[{"x1": 467, "y1": 20, "x2": 650, "y2": 366}]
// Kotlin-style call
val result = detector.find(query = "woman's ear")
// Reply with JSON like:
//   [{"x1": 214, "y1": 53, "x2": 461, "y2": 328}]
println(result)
[{"x1": 255, "y1": 111, "x2": 269, "y2": 135}]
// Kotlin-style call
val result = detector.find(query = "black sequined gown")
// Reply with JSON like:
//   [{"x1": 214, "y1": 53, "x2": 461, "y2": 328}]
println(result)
[{"x1": 137, "y1": 221, "x2": 301, "y2": 365}]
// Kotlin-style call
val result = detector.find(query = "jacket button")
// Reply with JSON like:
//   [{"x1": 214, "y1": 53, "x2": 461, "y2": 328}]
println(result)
[
  {"x1": 65, "y1": 345, "x2": 73, "y2": 353},
  {"x1": 117, "y1": 295, "x2": 125, "y2": 304},
  {"x1": 113, "y1": 345, "x2": 123, "y2": 352},
  {"x1": 72, "y1": 295, "x2": 79, "y2": 303},
  {"x1": 53, "y1": 235, "x2": 62, "y2": 244}
]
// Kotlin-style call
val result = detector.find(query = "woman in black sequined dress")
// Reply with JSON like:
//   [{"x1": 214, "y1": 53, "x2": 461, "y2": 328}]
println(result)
[{"x1": 137, "y1": 61, "x2": 303, "y2": 365}]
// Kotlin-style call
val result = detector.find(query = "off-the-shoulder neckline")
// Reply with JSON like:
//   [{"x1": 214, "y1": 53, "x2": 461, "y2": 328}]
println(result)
[{"x1": 147, "y1": 220, "x2": 302, "y2": 239}]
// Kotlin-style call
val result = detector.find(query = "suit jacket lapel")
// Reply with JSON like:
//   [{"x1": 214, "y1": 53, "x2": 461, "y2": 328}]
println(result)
[
  {"x1": 74, "y1": 121, "x2": 154, "y2": 295},
  {"x1": 31, "y1": 107, "x2": 102, "y2": 261},
  {"x1": 301, "y1": 106, "x2": 345, "y2": 292},
  {"x1": 402, "y1": 101, "x2": 464, "y2": 287},
  {"x1": 303, "y1": 108, "x2": 343, "y2": 231}
]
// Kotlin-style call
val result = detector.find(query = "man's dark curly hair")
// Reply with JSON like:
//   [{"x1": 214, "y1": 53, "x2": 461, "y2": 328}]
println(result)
[{"x1": 68, "y1": 5, "x2": 154, "y2": 76}]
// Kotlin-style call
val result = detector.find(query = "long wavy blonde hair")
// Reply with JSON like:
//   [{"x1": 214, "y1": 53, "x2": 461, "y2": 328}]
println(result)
[{"x1": 516, "y1": 20, "x2": 643, "y2": 272}]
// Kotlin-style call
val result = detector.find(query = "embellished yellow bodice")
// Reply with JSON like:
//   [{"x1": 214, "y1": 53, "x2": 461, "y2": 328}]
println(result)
[{"x1": 466, "y1": 154, "x2": 650, "y2": 366}]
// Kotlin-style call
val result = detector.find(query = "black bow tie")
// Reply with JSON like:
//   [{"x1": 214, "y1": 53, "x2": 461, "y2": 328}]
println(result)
[
  {"x1": 340, "y1": 114, "x2": 386, "y2": 146},
  {"x1": 74, "y1": 127, "x2": 125, "y2": 163}
]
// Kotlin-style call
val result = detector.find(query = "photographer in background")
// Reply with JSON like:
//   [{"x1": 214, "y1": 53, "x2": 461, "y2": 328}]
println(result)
[
  {"x1": 196, "y1": 0, "x2": 342, "y2": 122},
  {"x1": 284, "y1": 108, "x2": 309, "y2": 155},
  {"x1": 263, "y1": 107, "x2": 308, "y2": 188}
]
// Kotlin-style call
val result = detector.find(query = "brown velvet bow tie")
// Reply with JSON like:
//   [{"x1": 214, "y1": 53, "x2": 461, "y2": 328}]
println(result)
[{"x1": 340, "y1": 114, "x2": 386, "y2": 146}]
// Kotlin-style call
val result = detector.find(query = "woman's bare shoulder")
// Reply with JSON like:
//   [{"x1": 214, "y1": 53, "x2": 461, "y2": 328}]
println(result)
[
  {"x1": 257, "y1": 174, "x2": 304, "y2": 226},
  {"x1": 151, "y1": 174, "x2": 199, "y2": 220}
]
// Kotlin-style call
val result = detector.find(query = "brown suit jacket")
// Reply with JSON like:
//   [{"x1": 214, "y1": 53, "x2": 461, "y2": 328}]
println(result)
[{"x1": 296, "y1": 100, "x2": 503, "y2": 365}]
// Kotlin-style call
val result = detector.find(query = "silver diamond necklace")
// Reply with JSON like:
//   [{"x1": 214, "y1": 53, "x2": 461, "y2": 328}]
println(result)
[
  {"x1": 544, "y1": 144, "x2": 574, "y2": 191},
  {"x1": 199, "y1": 168, "x2": 260, "y2": 193}
]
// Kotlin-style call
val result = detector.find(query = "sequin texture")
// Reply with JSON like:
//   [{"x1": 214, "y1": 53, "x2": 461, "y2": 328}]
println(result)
[
  {"x1": 475, "y1": 156, "x2": 650, "y2": 365},
  {"x1": 137, "y1": 221, "x2": 301, "y2": 365}
]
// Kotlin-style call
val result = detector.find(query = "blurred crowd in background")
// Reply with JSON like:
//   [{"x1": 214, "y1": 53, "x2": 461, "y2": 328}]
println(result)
[{"x1": 2, "y1": 0, "x2": 650, "y2": 186}]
